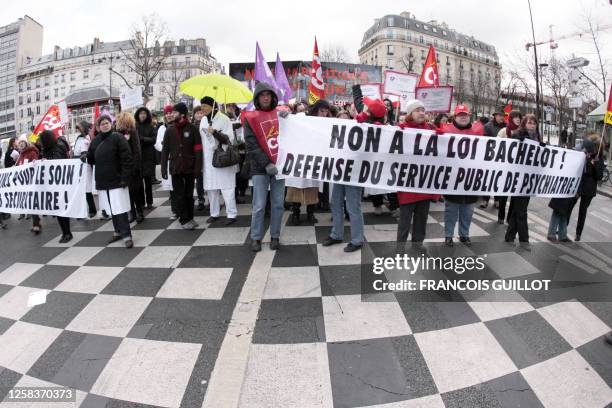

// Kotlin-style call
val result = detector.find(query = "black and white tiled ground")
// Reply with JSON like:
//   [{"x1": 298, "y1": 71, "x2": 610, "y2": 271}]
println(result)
[{"x1": 0, "y1": 187, "x2": 611, "y2": 408}]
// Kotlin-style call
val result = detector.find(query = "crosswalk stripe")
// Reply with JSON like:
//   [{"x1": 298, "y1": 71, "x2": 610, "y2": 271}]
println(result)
[{"x1": 474, "y1": 208, "x2": 498, "y2": 221}]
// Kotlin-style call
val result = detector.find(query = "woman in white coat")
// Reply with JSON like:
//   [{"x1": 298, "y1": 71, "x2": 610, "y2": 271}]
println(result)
[{"x1": 199, "y1": 96, "x2": 238, "y2": 225}]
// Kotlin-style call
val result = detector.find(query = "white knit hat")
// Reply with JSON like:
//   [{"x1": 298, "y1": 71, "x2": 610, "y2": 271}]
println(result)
[{"x1": 404, "y1": 99, "x2": 425, "y2": 115}]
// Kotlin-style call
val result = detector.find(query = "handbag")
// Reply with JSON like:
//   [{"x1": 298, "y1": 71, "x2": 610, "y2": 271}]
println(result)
[{"x1": 212, "y1": 130, "x2": 241, "y2": 168}]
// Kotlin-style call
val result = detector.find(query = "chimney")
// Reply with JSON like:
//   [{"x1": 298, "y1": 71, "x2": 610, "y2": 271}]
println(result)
[
  {"x1": 53, "y1": 46, "x2": 60, "y2": 60},
  {"x1": 93, "y1": 37, "x2": 100, "y2": 50}
]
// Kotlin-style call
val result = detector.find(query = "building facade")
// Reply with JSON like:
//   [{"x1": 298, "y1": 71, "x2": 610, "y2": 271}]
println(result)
[
  {"x1": 0, "y1": 15, "x2": 42, "y2": 139},
  {"x1": 359, "y1": 11, "x2": 502, "y2": 116},
  {"x1": 15, "y1": 37, "x2": 221, "y2": 136}
]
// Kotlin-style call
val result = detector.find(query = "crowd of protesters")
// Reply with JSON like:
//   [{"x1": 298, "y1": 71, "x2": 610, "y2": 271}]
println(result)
[{"x1": 0, "y1": 81, "x2": 605, "y2": 253}]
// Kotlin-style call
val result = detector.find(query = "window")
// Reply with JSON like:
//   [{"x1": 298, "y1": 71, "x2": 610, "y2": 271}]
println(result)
[
  {"x1": 36, "y1": 78, "x2": 40, "y2": 88},
  {"x1": 387, "y1": 59, "x2": 394, "y2": 69},
  {"x1": 19, "y1": 109, "x2": 23, "y2": 118},
  {"x1": 415, "y1": 23, "x2": 420, "y2": 28},
  {"x1": 419, "y1": 34, "x2": 424, "y2": 44},
  {"x1": 406, "y1": 32, "x2": 411, "y2": 41},
  {"x1": 61, "y1": 86, "x2": 65, "y2": 96},
  {"x1": 36, "y1": 91, "x2": 40, "y2": 101},
  {"x1": 442, "y1": 30, "x2": 447, "y2": 36},
  {"x1": 70, "y1": 85, "x2": 75, "y2": 92},
  {"x1": 83, "y1": 69, "x2": 89, "y2": 79},
  {"x1": 172, "y1": 58, "x2": 177, "y2": 66},
  {"x1": 446, "y1": 56, "x2": 450, "y2": 65},
  {"x1": 27, "y1": 94, "x2": 31, "y2": 103},
  {"x1": 27, "y1": 80, "x2": 31, "y2": 90},
  {"x1": 432, "y1": 27, "x2": 438, "y2": 33},
  {"x1": 44, "y1": 76, "x2": 50, "y2": 86},
  {"x1": 423, "y1": 24, "x2": 429, "y2": 31},
  {"x1": 44, "y1": 90, "x2": 49, "y2": 100},
  {"x1": 61, "y1": 74, "x2": 65, "y2": 83},
  {"x1": 387, "y1": 45, "x2": 394, "y2": 55},
  {"x1": 18, "y1": 82, "x2": 23, "y2": 92},
  {"x1": 387, "y1": 16, "x2": 394, "y2": 26},
  {"x1": 18, "y1": 95, "x2": 22, "y2": 105},
  {"x1": 36, "y1": 106, "x2": 40, "y2": 114},
  {"x1": 70, "y1": 71, "x2": 76, "y2": 81},
  {"x1": 159, "y1": 71, "x2": 165, "y2": 82},
  {"x1": 54, "y1": 74, "x2": 59, "y2": 84},
  {"x1": 54, "y1": 88, "x2": 59, "y2": 97},
  {"x1": 185, "y1": 56, "x2": 191, "y2": 66},
  {"x1": 434, "y1": 39, "x2": 438, "y2": 47}
]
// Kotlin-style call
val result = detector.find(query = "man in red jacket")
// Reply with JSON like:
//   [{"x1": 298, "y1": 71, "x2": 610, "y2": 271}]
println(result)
[
  {"x1": 396, "y1": 100, "x2": 441, "y2": 252},
  {"x1": 441, "y1": 104, "x2": 484, "y2": 247}
]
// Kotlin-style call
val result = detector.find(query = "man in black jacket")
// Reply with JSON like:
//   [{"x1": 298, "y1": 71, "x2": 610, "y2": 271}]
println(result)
[
  {"x1": 135, "y1": 107, "x2": 157, "y2": 209},
  {"x1": 161, "y1": 102, "x2": 203, "y2": 230},
  {"x1": 480, "y1": 108, "x2": 506, "y2": 208}
]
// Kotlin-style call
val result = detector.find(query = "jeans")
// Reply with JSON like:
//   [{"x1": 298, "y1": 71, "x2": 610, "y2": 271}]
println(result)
[
  {"x1": 548, "y1": 212, "x2": 567, "y2": 239},
  {"x1": 397, "y1": 200, "x2": 430, "y2": 242},
  {"x1": 112, "y1": 212, "x2": 132, "y2": 239},
  {"x1": 172, "y1": 174, "x2": 195, "y2": 224},
  {"x1": 505, "y1": 197, "x2": 530, "y2": 242},
  {"x1": 444, "y1": 201, "x2": 474, "y2": 238},
  {"x1": 331, "y1": 184, "x2": 364, "y2": 246},
  {"x1": 251, "y1": 174, "x2": 285, "y2": 240}
]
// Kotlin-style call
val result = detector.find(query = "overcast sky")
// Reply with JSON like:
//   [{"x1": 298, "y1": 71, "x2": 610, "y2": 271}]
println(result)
[{"x1": 5, "y1": 0, "x2": 612, "y2": 97}]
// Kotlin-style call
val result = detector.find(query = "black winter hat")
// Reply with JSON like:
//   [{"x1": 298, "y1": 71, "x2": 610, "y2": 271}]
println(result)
[
  {"x1": 173, "y1": 102, "x2": 188, "y2": 116},
  {"x1": 200, "y1": 96, "x2": 216, "y2": 107}
]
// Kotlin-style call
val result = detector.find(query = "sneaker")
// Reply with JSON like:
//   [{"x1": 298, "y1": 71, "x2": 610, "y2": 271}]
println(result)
[
  {"x1": 151, "y1": 179, "x2": 161, "y2": 185},
  {"x1": 575, "y1": 234, "x2": 581, "y2": 242},
  {"x1": 445, "y1": 237, "x2": 454, "y2": 247},
  {"x1": 323, "y1": 237, "x2": 343, "y2": 247},
  {"x1": 88, "y1": 211, "x2": 97, "y2": 218},
  {"x1": 519, "y1": 242, "x2": 531, "y2": 251},
  {"x1": 224, "y1": 218, "x2": 237, "y2": 226},
  {"x1": 169, "y1": 214, "x2": 178, "y2": 220},
  {"x1": 17, "y1": 214, "x2": 24, "y2": 221},
  {"x1": 100, "y1": 211, "x2": 110, "y2": 220},
  {"x1": 251, "y1": 239, "x2": 262, "y2": 252},
  {"x1": 181, "y1": 220, "x2": 196, "y2": 230},
  {"x1": 344, "y1": 243, "x2": 362, "y2": 252},
  {"x1": 31, "y1": 225, "x2": 41, "y2": 234},
  {"x1": 270, "y1": 238, "x2": 280, "y2": 250},
  {"x1": 374, "y1": 206, "x2": 383, "y2": 215},
  {"x1": 197, "y1": 201, "x2": 205, "y2": 211},
  {"x1": 125, "y1": 239, "x2": 134, "y2": 249},
  {"x1": 547, "y1": 235, "x2": 558, "y2": 242},
  {"x1": 459, "y1": 237, "x2": 472, "y2": 247},
  {"x1": 559, "y1": 237, "x2": 572, "y2": 243},
  {"x1": 206, "y1": 216, "x2": 219, "y2": 224}
]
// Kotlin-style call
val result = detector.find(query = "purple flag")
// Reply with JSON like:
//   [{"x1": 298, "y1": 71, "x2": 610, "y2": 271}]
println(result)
[
  {"x1": 275, "y1": 53, "x2": 293, "y2": 104},
  {"x1": 254, "y1": 42, "x2": 278, "y2": 90}
]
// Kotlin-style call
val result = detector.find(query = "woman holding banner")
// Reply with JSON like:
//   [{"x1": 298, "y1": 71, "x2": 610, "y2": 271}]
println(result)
[
  {"x1": 442, "y1": 104, "x2": 483, "y2": 247},
  {"x1": 39, "y1": 130, "x2": 73, "y2": 243},
  {"x1": 396, "y1": 100, "x2": 441, "y2": 252},
  {"x1": 496, "y1": 111, "x2": 522, "y2": 224},
  {"x1": 116, "y1": 112, "x2": 145, "y2": 224},
  {"x1": 87, "y1": 115, "x2": 135, "y2": 248},
  {"x1": 15, "y1": 136, "x2": 41, "y2": 233}
]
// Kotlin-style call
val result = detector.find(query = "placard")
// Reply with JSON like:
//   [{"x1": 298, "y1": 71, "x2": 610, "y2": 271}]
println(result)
[
  {"x1": 415, "y1": 86, "x2": 453, "y2": 113},
  {"x1": 383, "y1": 70, "x2": 418, "y2": 96}
]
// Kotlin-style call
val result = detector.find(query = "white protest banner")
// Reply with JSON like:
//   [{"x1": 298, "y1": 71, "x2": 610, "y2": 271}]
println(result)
[
  {"x1": 359, "y1": 83, "x2": 382, "y2": 100},
  {"x1": 276, "y1": 116, "x2": 585, "y2": 197},
  {"x1": 0, "y1": 159, "x2": 88, "y2": 217},
  {"x1": 120, "y1": 86, "x2": 144, "y2": 110},
  {"x1": 415, "y1": 86, "x2": 453, "y2": 113},
  {"x1": 383, "y1": 70, "x2": 418, "y2": 96}
]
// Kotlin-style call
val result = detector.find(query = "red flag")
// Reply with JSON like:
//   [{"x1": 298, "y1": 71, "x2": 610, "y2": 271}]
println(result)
[
  {"x1": 503, "y1": 101, "x2": 513, "y2": 124},
  {"x1": 418, "y1": 46, "x2": 440, "y2": 88},
  {"x1": 28, "y1": 105, "x2": 64, "y2": 143},
  {"x1": 308, "y1": 37, "x2": 325, "y2": 104}
]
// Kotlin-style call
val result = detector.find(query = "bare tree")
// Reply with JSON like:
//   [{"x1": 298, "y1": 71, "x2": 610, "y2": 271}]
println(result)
[
  {"x1": 161, "y1": 64, "x2": 187, "y2": 104},
  {"x1": 580, "y1": 9, "x2": 608, "y2": 101},
  {"x1": 320, "y1": 44, "x2": 352, "y2": 63},
  {"x1": 117, "y1": 14, "x2": 169, "y2": 104}
]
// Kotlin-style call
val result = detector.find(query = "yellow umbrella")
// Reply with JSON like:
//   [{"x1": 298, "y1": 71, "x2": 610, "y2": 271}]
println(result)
[{"x1": 179, "y1": 74, "x2": 253, "y2": 104}]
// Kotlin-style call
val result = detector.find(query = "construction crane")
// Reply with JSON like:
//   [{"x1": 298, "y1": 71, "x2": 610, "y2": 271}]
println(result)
[{"x1": 525, "y1": 23, "x2": 612, "y2": 51}]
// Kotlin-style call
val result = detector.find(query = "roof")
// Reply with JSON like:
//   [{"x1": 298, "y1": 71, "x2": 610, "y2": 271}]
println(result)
[
  {"x1": 65, "y1": 86, "x2": 120, "y2": 106},
  {"x1": 587, "y1": 101, "x2": 607, "y2": 122}
]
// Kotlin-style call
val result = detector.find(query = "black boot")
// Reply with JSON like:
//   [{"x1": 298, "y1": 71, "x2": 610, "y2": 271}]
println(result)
[
  {"x1": 136, "y1": 210, "x2": 145, "y2": 223},
  {"x1": 306, "y1": 212, "x2": 318, "y2": 224},
  {"x1": 291, "y1": 209, "x2": 301, "y2": 226}
]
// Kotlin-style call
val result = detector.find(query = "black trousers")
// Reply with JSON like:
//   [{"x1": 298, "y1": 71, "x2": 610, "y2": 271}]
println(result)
[
  {"x1": 505, "y1": 197, "x2": 530, "y2": 242},
  {"x1": 112, "y1": 212, "x2": 131, "y2": 239},
  {"x1": 397, "y1": 200, "x2": 430, "y2": 242},
  {"x1": 57, "y1": 216, "x2": 71, "y2": 236},
  {"x1": 196, "y1": 172, "x2": 205, "y2": 201},
  {"x1": 172, "y1": 173, "x2": 195, "y2": 224},
  {"x1": 129, "y1": 182, "x2": 145, "y2": 214},
  {"x1": 143, "y1": 176, "x2": 154, "y2": 206},
  {"x1": 497, "y1": 196, "x2": 513, "y2": 222},
  {"x1": 236, "y1": 171, "x2": 248, "y2": 197},
  {"x1": 86, "y1": 193, "x2": 97, "y2": 215},
  {"x1": 569, "y1": 195, "x2": 593, "y2": 237}
]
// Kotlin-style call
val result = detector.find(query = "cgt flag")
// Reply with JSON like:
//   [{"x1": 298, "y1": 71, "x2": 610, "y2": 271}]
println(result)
[
  {"x1": 308, "y1": 37, "x2": 325, "y2": 104},
  {"x1": 28, "y1": 104, "x2": 64, "y2": 143},
  {"x1": 504, "y1": 101, "x2": 513, "y2": 124},
  {"x1": 418, "y1": 46, "x2": 440, "y2": 88}
]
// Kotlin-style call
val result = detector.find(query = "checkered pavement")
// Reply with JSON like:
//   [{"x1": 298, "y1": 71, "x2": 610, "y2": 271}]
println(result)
[{"x1": 0, "y1": 188, "x2": 611, "y2": 407}]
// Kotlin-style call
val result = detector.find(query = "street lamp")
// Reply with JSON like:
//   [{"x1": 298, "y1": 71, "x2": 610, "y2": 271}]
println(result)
[
  {"x1": 527, "y1": 0, "x2": 542, "y2": 127},
  {"x1": 539, "y1": 62, "x2": 548, "y2": 140}
]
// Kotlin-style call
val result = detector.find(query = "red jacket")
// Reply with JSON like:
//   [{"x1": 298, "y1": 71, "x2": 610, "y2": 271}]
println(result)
[
  {"x1": 442, "y1": 121, "x2": 485, "y2": 136},
  {"x1": 17, "y1": 145, "x2": 39, "y2": 165},
  {"x1": 396, "y1": 121, "x2": 442, "y2": 205}
]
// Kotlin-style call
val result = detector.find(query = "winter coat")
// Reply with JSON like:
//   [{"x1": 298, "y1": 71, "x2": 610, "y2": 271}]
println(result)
[
  {"x1": 578, "y1": 155, "x2": 604, "y2": 197},
  {"x1": 120, "y1": 129, "x2": 143, "y2": 189},
  {"x1": 396, "y1": 120, "x2": 442, "y2": 205},
  {"x1": 442, "y1": 120, "x2": 483, "y2": 204},
  {"x1": 548, "y1": 197, "x2": 573, "y2": 218},
  {"x1": 87, "y1": 131, "x2": 134, "y2": 190},
  {"x1": 16, "y1": 145, "x2": 39, "y2": 165},
  {"x1": 4, "y1": 140, "x2": 16, "y2": 168},
  {"x1": 135, "y1": 107, "x2": 157, "y2": 177},
  {"x1": 244, "y1": 81, "x2": 279, "y2": 177},
  {"x1": 161, "y1": 119, "x2": 203, "y2": 177},
  {"x1": 484, "y1": 120, "x2": 505, "y2": 137}
]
